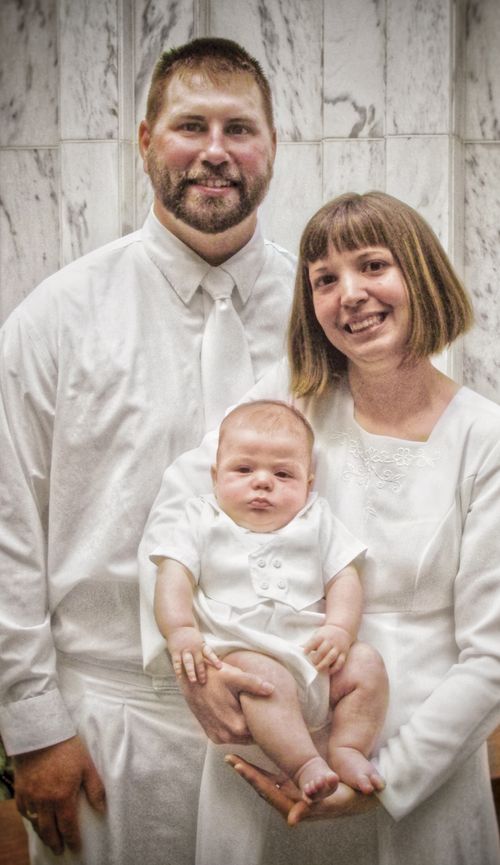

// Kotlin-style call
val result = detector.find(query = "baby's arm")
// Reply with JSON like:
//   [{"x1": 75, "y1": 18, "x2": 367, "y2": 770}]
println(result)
[
  {"x1": 154, "y1": 558, "x2": 221, "y2": 684},
  {"x1": 304, "y1": 564, "x2": 363, "y2": 673}
]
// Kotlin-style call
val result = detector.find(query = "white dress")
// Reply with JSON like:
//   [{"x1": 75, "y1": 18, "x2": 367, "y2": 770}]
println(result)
[
  {"x1": 143, "y1": 361, "x2": 500, "y2": 865},
  {"x1": 151, "y1": 493, "x2": 366, "y2": 728}
]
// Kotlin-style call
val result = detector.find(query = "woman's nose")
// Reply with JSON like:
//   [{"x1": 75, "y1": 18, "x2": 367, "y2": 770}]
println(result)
[{"x1": 339, "y1": 272, "x2": 369, "y2": 306}]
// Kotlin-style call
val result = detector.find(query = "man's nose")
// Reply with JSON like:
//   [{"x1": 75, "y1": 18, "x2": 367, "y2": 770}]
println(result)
[{"x1": 201, "y1": 128, "x2": 229, "y2": 165}]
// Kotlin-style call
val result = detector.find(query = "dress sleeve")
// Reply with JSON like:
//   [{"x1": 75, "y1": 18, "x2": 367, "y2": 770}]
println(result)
[
  {"x1": 0, "y1": 312, "x2": 76, "y2": 754},
  {"x1": 376, "y1": 439, "x2": 500, "y2": 820},
  {"x1": 138, "y1": 358, "x2": 291, "y2": 675}
]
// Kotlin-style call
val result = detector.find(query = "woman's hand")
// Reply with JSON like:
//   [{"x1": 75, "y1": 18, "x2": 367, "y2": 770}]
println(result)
[{"x1": 225, "y1": 754, "x2": 380, "y2": 826}]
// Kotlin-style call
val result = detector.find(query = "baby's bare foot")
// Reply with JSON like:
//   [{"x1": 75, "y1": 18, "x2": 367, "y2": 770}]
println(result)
[
  {"x1": 294, "y1": 756, "x2": 338, "y2": 802},
  {"x1": 329, "y1": 746, "x2": 385, "y2": 794}
]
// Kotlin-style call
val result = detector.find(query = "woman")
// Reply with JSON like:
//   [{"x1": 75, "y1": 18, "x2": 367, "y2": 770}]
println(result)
[{"x1": 142, "y1": 192, "x2": 500, "y2": 865}]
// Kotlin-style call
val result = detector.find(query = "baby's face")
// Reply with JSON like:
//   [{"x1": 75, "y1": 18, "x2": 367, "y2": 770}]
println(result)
[{"x1": 211, "y1": 424, "x2": 313, "y2": 532}]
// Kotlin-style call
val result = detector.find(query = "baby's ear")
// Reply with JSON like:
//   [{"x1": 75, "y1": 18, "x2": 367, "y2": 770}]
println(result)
[
  {"x1": 210, "y1": 465, "x2": 217, "y2": 486},
  {"x1": 308, "y1": 473, "x2": 314, "y2": 488}
]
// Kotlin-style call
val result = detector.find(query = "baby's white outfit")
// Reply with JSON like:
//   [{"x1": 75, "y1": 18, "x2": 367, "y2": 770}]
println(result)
[{"x1": 151, "y1": 492, "x2": 366, "y2": 728}]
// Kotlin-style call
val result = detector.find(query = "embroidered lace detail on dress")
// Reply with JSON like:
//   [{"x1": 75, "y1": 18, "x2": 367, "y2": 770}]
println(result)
[{"x1": 331, "y1": 431, "x2": 440, "y2": 493}]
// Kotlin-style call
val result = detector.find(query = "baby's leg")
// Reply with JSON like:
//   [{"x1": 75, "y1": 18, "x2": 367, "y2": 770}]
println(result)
[
  {"x1": 224, "y1": 649, "x2": 338, "y2": 801},
  {"x1": 327, "y1": 641, "x2": 389, "y2": 794}
]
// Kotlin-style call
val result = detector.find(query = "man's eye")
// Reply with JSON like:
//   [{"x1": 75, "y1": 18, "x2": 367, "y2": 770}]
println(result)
[
  {"x1": 179, "y1": 122, "x2": 204, "y2": 132},
  {"x1": 227, "y1": 123, "x2": 250, "y2": 135}
]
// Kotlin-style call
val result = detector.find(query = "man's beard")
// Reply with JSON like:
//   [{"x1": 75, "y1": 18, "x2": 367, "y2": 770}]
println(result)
[{"x1": 146, "y1": 152, "x2": 273, "y2": 234}]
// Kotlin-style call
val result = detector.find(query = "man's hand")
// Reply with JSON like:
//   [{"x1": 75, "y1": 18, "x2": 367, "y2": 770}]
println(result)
[
  {"x1": 180, "y1": 661, "x2": 274, "y2": 744},
  {"x1": 225, "y1": 754, "x2": 379, "y2": 826},
  {"x1": 14, "y1": 735, "x2": 106, "y2": 856},
  {"x1": 303, "y1": 624, "x2": 353, "y2": 673}
]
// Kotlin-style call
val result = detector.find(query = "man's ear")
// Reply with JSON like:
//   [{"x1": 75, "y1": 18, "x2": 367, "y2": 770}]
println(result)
[{"x1": 138, "y1": 120, "x2": 151, "y2": 164}]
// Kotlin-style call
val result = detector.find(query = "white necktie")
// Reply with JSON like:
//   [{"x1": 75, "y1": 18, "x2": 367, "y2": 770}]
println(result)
[{"x1": 200, "y1": 268, "x2": 254, "y2": 430}]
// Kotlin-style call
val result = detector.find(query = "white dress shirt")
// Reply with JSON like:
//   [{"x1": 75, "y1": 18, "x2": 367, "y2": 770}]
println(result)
[{"x1": 0, "y1": 209, "x2": 295, "y2": 755}]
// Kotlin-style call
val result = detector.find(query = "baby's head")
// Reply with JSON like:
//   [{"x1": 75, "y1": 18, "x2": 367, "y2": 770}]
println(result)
[{"x1": 211, "y1": 400, "x2": 314, "y2": 532}]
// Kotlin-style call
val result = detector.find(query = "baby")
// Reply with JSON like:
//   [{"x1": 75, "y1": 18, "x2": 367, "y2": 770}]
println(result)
[{"x1": 152, "y1": 400, "x2": 388, "y2": 801}]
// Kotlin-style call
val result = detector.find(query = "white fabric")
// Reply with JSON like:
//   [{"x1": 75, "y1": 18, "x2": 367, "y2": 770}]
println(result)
[
  {"x1": 140, "y1": 359, "x2": 500, "y2": 865},
  {"x1": 200, "y1": 269, "x2": 254, "y2": 428},
  {"x1": 0, "y1": 209, "x2": 295, "y2": 864},
  {"x1": 150, "y1": 492, "x2": 365, "y2": 728}
]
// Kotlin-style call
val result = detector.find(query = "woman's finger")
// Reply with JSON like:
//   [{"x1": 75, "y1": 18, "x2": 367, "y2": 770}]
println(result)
[{"x1": 225, "y1": 755, "x2": 301, "y2": 820}]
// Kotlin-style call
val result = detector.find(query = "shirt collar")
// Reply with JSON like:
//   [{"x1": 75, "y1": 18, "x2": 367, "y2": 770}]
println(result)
[{"x1": 141, "y1": 207, "x2": 266, "y2": 306}]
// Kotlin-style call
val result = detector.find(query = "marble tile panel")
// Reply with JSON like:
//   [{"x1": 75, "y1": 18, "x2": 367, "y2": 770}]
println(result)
[
  {"x1": 465, "y1": 0, "x2": 500, "y2": 141},
  {"x1": 118, "y1": 0, "x2": 135, "y2": 142},
  {"x1": 462, "y1": 143, "x2": 500, "y2": 403},
  {"x1": 386, "y1": 135, "x2": 451, "y2": 248},
  {"x1": 259, "y1": 142, "x2": 322, "y2": 257},
  {"x1": 0, "y1": 0, "x2": 58, "y2": 147},
  {"x1": 135, "y1": 144, "x2": 154, "y2": 228},
  {"x1": 323, "y1": 0, "x2": 385, "y2": 139},
  {"x1": 134, "y1": 0, "x2": 195, "y2": 127},
  {"x1": 0, "y1": 149, "x2": 59, "y2": 323},
  {"x1": 120, "y1": 140, "x2": 136, "y2": 234},
  {"x1": 209, "y1": 0, "x2": 323, "y2": 141},
  {"x1": 322, "y1": 139, "x2": 385, "y2": 200},
  {"x1": 61, "y1": 142, "x2": 120, "y2": 265},
  {"x1": 386, "y1": 0, "x2": 451, "y2": 136},
  {"x1": 60, "y1": 0, "x2": 119, "y2": 140}
]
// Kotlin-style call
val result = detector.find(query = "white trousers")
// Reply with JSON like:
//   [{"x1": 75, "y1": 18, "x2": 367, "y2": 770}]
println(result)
[{"x1": 26, "y1": 657, "x2": 207, "y2": 865}]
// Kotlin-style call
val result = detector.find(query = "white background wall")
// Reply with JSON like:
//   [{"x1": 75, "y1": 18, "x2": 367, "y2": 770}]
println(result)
[{"x1": 1, "y1": 0, "x2": 499, "y2": 400}]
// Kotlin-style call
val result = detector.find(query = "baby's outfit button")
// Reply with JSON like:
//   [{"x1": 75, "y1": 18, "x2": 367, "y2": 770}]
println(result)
[
  {"x1": 257, "y1": 559, "x2": 266, "y2": 568},
  {"x1": 272, "y1": 560, "x2": 282, "y2": 568},
  {"x1": 277, "y1": 580, "x2": 287, "y2": 589},
  {"x1": 260, "y1": 581, "x2": 269, "y2": 590}
]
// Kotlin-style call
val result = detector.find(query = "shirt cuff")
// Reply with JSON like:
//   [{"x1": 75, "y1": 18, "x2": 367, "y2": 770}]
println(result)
[{"x1": 0, "y1": 688, "x2": 76, "y2": 755}]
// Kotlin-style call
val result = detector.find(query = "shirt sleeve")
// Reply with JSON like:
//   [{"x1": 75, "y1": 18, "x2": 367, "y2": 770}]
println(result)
[
  {"x1": 375, "y1": 439, "x2": 500, "y2": 820},
  {"x1": 138, "y1": 358, "x2": 292, "y2": 675},
  {"x1": 149, "y1": 497, "x2": 205, "y2": 581},
  {"x1": 0, "y1": 311, "x2": 76, "y2": 754},
  {"x1": 316, "y1": 498, "x2": 367, "y2": 586}
]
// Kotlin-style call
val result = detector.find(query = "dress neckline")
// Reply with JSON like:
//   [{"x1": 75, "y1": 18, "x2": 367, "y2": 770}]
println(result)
[{"x1": 345, "y1": 381, "x2": 465, "y2": 446}]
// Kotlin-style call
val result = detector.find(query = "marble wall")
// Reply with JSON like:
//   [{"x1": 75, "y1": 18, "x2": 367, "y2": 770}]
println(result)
[{"x1": 0, "y1": 0, "x2": 499, "y2": 400}]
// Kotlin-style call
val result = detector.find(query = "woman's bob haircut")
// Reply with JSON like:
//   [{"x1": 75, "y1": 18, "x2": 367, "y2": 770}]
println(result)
[{"x1": 288, "y1": 191, "x2": 474, "y2": 397}]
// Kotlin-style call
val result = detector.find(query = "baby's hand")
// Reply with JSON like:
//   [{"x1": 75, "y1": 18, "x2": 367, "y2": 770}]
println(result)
[
  {"x1": 303, "y1": 624, "x2": 353, "y2": 673},
  {"x1": 167, "y1": 626, "x2": 222, "y2": 684}
]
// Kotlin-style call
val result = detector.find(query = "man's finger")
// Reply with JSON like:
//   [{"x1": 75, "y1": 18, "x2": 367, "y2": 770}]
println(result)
[
  {"x1": 228, "y1": 668, "x2": 275, "y2": 697},
  {"x1": 55, "y1": 801, "x2": 82, "y2": 852},
  {"x1": 82, "y1": 764, "x2": 107, "y2": 815},
  {"x1": 34, "y1": 809, "x2": 64, "y2": 856}
]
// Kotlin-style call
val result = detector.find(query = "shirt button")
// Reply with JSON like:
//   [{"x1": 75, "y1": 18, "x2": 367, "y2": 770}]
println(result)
[
  {"x1": 277, "y1": 580, "x2": 287, "y2": 589},
  {"x1": 272, "y1": 560, "x2": 282, "y2": 568},
  {"x1": 260, "y1": 581, "x2": 269, "y2": 590},
  {"x1": 257, "y1": 559, "x2": 266, "y2": 568}
]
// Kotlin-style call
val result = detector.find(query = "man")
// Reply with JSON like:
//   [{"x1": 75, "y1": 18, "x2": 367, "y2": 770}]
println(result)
[{"x1": 0, "y1": 38, "x2": 295, "y2": 865}]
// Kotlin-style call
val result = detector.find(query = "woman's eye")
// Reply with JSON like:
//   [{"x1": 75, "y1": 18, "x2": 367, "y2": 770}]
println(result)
[
  {"x1": 312, "y1": 275, "x2": 337, "y2": 292},
  {"x1": 365, "y1": 260, "x2": 387, "y2": 273}
]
